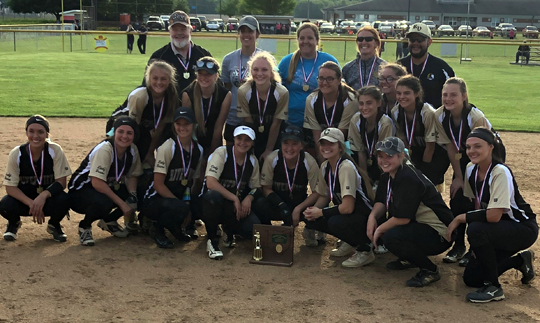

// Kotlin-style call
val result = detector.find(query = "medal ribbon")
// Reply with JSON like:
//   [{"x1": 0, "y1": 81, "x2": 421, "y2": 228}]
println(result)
[
  {"x1": 405, "y1": 112, "x2": 417, "y2": 148},
  {"x1": 448, "y1": 118, "x2": 463, "y2": 152},
  {"x1": 386, "y1": 178, "x2": 393, "y2": 210},
  {"x1": 327, "y1": 158, "x2": 342, "y2": 204},
  {"x1": 232, "y1": 146, "x2": 248, "y2": 193},
  {"x1": 283, "y1": 154, "x2": 300, "y2": 197},
  {"x1": 364, "y1": 130, "x2": 376, "y2": 158},
  {"x1": 410, "y1": 54, "x2": 429, "y2": 78},
  {"x1": 29, "y1": 147, "x2": 44, "y2": 187},
  {"x1": 474, "y1": 163, "x2": 492, "y2": 210},
  {"x1": 201, "y1": 94, "x2": 213, "y2": 125},
  {"x1": 300, "y1": 52, "x2": 318, "y2": 85},
  {"x1": 114, "y1": 143, "x2": 127, "y2": 184},
  {"x1": 176, "y1": 43, "x2": 192, "y2": 72},
  {"x1": 322, "y1": 99, "x2": 337, "y2": 127},
  {"x1": 153, "y1": 98, "x2": 165, "y2": 129},
  {"x1": 256, "y1": 86, "x2": 271, "y2": 126},
  {"x1": 177, "y1": 137, "x2": 193, "y2": 180},
  {"x1": 359, "y1": 57, "x2": 377, "y2": 88}
]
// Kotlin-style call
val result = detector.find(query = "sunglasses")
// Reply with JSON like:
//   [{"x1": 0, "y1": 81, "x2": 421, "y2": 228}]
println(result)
[
  {"x1": 375, "y1": 140, "x2": 398, "y2": 151},
  {"x1": 317, "y1": 76, "x2": 336, "y2": 84},
  {"x1": 378, "y1": 76, "x2": 397, "y2": 83},
  {"x1": 283, "y1": 127, "x2": 303, "y2": 137},
  {"x1": 409, "y1": 37, "x2": 427, "y2": 43},
  {"x1": 356, "y1": 36, "x2": 374, "y2": 42},
  {"x1": 196, "y1": 60, "x2": 215, "y2": 69}
]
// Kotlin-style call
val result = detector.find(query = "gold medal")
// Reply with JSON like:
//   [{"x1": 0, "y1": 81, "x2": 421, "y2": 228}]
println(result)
[
  {"x1": 329, "y1": 201, "x2": 334, "y2": 207},
  {"x1": 302, "y1": 84, "x2": 309, "y2": 91},
  {"x1": 408, "y1": 148, "x2": 413, "y2": 156},
  {"x1": 367, "y1": 158, "x2": 373, "y2": 166},
  {"x1": 114, "y1": 182, "x2": 120, "y2": 191},
  {"x1": 181, "y1": 179, "x2": 188, "y2": 186},
  {"x1": 183, "y1": 72, "x2": 190, "y2": 79},
  {"x1": 455, "y1": 153, "x2": 462, "y2": 160},
  {"x1": 37, "y1": 186, "x2": 44, "y2": 194},
  {"x1": 258, "y1": 125, "x2": 265, "y2": 133}
]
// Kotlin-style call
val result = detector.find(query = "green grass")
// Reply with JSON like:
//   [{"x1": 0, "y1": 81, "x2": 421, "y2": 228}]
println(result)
[{"x1": 0, "y1": 33, "x2": 538, "y2": 131}]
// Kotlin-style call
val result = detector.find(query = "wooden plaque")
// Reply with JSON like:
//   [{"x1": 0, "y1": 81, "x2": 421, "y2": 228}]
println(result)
[{"x1": 249, "y1": 224, "x2": 294, "y2": 267}]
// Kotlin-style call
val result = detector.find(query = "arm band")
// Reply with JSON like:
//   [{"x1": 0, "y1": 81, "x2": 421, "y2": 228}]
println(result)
[
  {"x1": 465, "y1": 209, "x2": 487, "y2": 223},
  {"x1": 266, "y1": 191, "x2": 283, "y2": 207},
  {"x1": 45, "y1": 182, "x2": 64, "y2": 197},
  {"x1": 322, "y1": 205, "x2": 341, "y2": 219}
]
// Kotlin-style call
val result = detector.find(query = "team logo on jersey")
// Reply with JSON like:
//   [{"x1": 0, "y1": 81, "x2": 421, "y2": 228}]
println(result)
[
  {"x1": 95, "y1": 166, "x2": 106, "y2": 175},
  {"x1": 427, "y1": 73, "x2": 434, "y2": 80},
  {"x1": 209, "y1": 165, "x2": 219, "y2": 174}
]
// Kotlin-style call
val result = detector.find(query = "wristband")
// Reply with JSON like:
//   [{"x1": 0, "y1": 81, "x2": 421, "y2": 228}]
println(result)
[
  {"x1": 322, "y1": 205, "x2": 341, "y2": 218},
  {"x1": 465, "y1": 209, "x2": 487, "y2": 223},
  {"x1": 45, "y1": 182, "x2": 64, "y2": 197},
  {"x1": 248, "y1": 188, "x2": 262, "y2": 200},
  {"x1": 266, "y1": 191, "x2": 284, "y2": 207}
]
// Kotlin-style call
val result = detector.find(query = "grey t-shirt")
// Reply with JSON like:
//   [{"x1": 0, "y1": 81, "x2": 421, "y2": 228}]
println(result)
[{"x1": 221, "y1": 48, "x2": 264, "y2": 126}]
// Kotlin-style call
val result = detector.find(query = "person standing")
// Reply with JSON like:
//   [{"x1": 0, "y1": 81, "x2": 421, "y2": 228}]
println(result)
[
  {"x1": 516, "y1": 41, "x2": 530, "y2": 64},
  {"x1": 148, "y1": 10, "x2": 212, "y2": 96},
  {"x1": 126, "y1": 23, "x2": 135, "y2": 54},
  {"x1": 137, "y1": 23, "x2": 148, "y2": 54},
  {"x1": 398, "y1": 23, "x2": 455, "y2": 109},
  {"x1": 395, "y1": 33, "x2": 404, "y2": 60},
  {"x1": 342, "y1": 26, "x2": 387, "y2": 91}
]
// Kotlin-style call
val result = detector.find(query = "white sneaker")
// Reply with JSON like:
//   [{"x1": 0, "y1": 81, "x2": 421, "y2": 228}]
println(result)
[
  {"x1": 330, "y1": 242, "x2": 355, "y2": 257},
  {"x1": 79, "y1": 227, "x2": 95, "y2": 246},
  {"x1": 207, "y1": 239, "x2": 223, "y2": 260},
  {"x1": 374, "y1": 244, "x2": 389, "y2": 255},
  {"x1": 342, "y1": 250, "x2": 375, "y2": 268},
  {"x1": 302, "y1": 228, "x2": 318, "y2": 247}
]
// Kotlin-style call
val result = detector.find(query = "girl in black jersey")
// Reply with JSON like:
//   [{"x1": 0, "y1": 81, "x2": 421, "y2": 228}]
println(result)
[
  {"x1": 201, "y1": 126, "x2": 262, "y2": 260},
  {"x1": 0, "y1": 116, "x2": 71, "y2": 242},
  {"x1": 391, "y1": 75, "x2": 449, "y2": 186},
  {"x1": 367, "y1": 137, "x2": 454, "y2": 287},
  {"x1": 303, "y1": 128, "x2": 375, "y2": 268},
  {"x1": 252, "y1": 125, "x2": 320, "y2": 227},
  {"x1": 446, "y1": 128, "x2": 537, "y2": 303},
  {"x1": 181, "y1": 57, "x2": 231, "y2": 155},
  {"x1": 140, "y1": 107, "x2": 204, "y2": 249},
  {"x1": 435, "y1": 77, "x2": 493, "y2": 266},
  {"x1": 69, "y1": 117, "x2": 143, "y2": 246}
]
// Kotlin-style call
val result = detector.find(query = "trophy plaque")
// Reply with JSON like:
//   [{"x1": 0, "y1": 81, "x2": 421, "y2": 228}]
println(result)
[{"x1": 249, "y1": 224, "x2": 294, "y2": 267}]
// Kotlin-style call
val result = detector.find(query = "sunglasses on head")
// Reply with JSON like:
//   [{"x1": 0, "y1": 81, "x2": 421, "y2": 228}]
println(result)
[
  {"x1": 283, "y1": 127, "x2": 303, "y2": 137},
  {"x1": 356, "y1": 36, "x2": 374, "y2": 42},
  {"x1": 196, "y1": 60, "x2": 215, "y2": 69},
  {"x1": 375, "y1": 140, "x2": 397, "y2": 151}
]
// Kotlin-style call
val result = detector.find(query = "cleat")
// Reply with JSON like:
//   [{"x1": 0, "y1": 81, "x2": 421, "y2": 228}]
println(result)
[
  {"x1": 78, "y1": 227, "x2": 95, "y2": 246},
  {"x1": 519, "y1": 250, "x2": 535, "y2": 284},
  {"x1": 466, "y1": 283, "x2": 505, "y2": 303},
  {"x1": 406, "y1": 268, "x2": 441, "y2": 287},
  {"x1": 3, "y1": 221, "x2": 21, "y2": 241},
  {"x1": 97, "y1": 219, "x2": 129, "y2": 238},
  {"x1": 342, "y1": 250, "x2": 375, "y2": 268},
  {"x1": 207, "y1": 239, "x2": 223, "y2": 260},
  {"x1": 443, "y1": 245, "x2": 466, "y2": 263},
  {"x1": 47, "y1": 224, "x2": 67, "y2": 242},
  {"x1": 302, "y1": 228, "x2": 318, "y2": 247},
  {"x1": 330, "y1": 242, "x2": 355, "y2": 257}
]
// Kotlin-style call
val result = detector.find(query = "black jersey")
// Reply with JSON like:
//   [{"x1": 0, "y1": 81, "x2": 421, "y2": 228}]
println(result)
[{"x1": 398, "y1": 54, "x2": 454, "y2": 109}]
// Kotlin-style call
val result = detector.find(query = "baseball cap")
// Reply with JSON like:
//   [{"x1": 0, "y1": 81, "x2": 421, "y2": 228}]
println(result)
[
  {"x1": 173, "y1": 107, "x2": 195, "y2": 123},
  {"x1": 233, "y1": 125, "x2": 256, "y2": 140},
  {"x1": 239, "y1": 16, "x2": 259, "y2": 32},
  {"x1": 195, "y1": 58, "x2": 219, "y2": 75},
  {"x1": 169, "y1": 11, "x2": 190, "y2": 29},
  {"x1": 375, "y1": 137, "x2": 405, "y2": 156},
  {"x1": 319, "y1": 127, "x2": 344, "y2": 145},
  {"x1": 281, "y1": 124, "x2": 304, "y2": 143},
  {"x1": 113, "y1": 116, "x2": 139, "y2": 140},
  {"x1": 407, "y1": 23, "x2": 432, "y2": 39}
]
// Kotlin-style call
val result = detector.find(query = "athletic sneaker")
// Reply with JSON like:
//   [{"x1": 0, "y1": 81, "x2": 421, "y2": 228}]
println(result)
[
  {"x1": 97, "y1": 219, "x2": 129, "y2": 238},
  {"x1": 519, "y1": 250, "x2": 535, "y2": 284},
  {"x1": 78, "y1": 227, "x2": 95, "y2": 246},
  {"x1": 222, "y1": 232, "x2": 236, "y2": 248},
  {"x1": 459, "y1": 250, "x2": 472, "y2": 267},
  {"x1": 207, "y1": 239, "x2": 223, "y2": 260},
  {"x1": 3, "y1": 221, "x2": 21, "y2": 241},
  {"x1": 302, "y1": 228, "x2": 318, "y2": 247},
  {"x1": 466, "y1": 283, "x2": 505, "y2": 303},
  {"x1": 47, "y1": 224, "x2": 67, "y2": 242},
  {"x1": 186, "y1": 227, "x2": 199, "y2": 240},
  {"x1": 386, "y1": 259, "x2": 418, "y2": 270},
  {"x1": 443, "y1": 245, "x2": 466, "y2": 263},
  {"x1": 330, "y1": 242, "x2": 355, "y2": 257},
  {"x1": 124, "y1": 221, "x2": 140, "y2": 234},
  {"x1": 151, "y1": 230, "x2": 174, "y2": 249},
  {"x1": 374, "y1": 244, "x2": 389, "y2": 255},
  {"x1": 406, "y1": 268, "x2": 441, "y2": 287},
  {"x1": 342, "y1": 250, "x2": 375, "y2": 268}
]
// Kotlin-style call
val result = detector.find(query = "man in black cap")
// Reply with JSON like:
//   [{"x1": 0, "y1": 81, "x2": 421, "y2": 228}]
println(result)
[
  {"x1": 147, "y1": 10, "x2": 212, "y2": 96},
  {"x1": 398, "y1": 23, "x2": 455, "y2": 108}
]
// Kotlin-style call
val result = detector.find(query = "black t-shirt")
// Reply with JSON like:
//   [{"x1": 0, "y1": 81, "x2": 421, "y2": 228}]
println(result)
[{"x1": 399, "y1": 54, "x2": 455, "y2": 109}]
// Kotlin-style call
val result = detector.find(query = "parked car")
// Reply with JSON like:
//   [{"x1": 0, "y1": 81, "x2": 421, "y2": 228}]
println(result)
[
  {"x1": 160, "y1": 15, "x2": 170, "y2": 29},
  {"x1": 473, "y1": 26, "x2": 490, "y2": 37},
  {"x1": 372, "y1": 21, "x2": 382, "y2": 30},
  {"x1": 378, "y1": 21, "x2": 395, "y2": 36},
  {"x1": 290, "y1": 22, "x2": 297, "y2": 32},
  {"x1": 319, "y1": 22, "x2": 335, "y2": 33},
  {"x1": 228, "y1": 18, "x2": 239, "y2": 31},
  {"x1": 421, "y1": 20, "x2": 437, "y2": 31},
  {"x1": 206, "y1": 20, "x2": 221, "y2": 31},
  {"x1": 355, "y1": 21, "x2": 371, "y2": 30},
  {"x1": 457, "y1": 25, "x2": 473, "y2": 36},
  {"x1": 146, "y1": 16, "x2": 165, "y2": 30},
  {"x1": 436, "y1": 25, "x2": 454, "y2": 36},
  {"x1": 198, "y1": 16, "x2": 207, "y2": 29},
  {"x1": 396, "y1": 20, "x2": 411, "y2": 33},
  {"x1": 190, "y1": 17, "x2": 201, "y2": 31},
  {"x1": 214, "y1": 18, "x2": 224, "y2": 30},
  {"x1": 522, "y1": 26, "x2": 539, "y2": 39},
  {"x1": 497, "y1": 23, "x2": 516, "y2": 37},
  {"x1": 335, "y1": 21, "x2": 357, "y2": 34}
]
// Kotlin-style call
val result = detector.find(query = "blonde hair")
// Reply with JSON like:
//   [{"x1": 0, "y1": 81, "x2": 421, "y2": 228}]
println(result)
[
  {"x1": 245, "y1": 51, "x2": 282, "y2": 84},
  {"x1": 356, "y1": 26, "x2": 381, "y2": 57},
  {"x1": 144, "y1": 60, "x2": 179, "y2": 122},
  {"x1": 287, "y1": 23, "x2": 320, "y2": 83},
  {"x1": 193, "y1": 56, "x2": 221, "y2": 137}
]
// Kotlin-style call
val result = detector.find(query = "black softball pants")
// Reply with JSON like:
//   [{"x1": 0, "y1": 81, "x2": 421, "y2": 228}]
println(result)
[
  {"x1": 384, "y1": 222, "x2": 452, "y2": 272},
  {"x1": 0, "y1": 193, "x2": 70, "y2": 227},
  {"x1": 200, "y1": 190, "x2": 262, "y2": 241},
  {"x1": 140, "y1": 197, "x2": 189, "y2": 234},
  {"x1": 252, "y1": 196, "x2": 292, "y2": 226},
  {"x1": 69, "y1": 187, "x2": 129, "y2": 229},
  {"x1": 463, "y1": 219, "x2": 538, "y2": 287},
  {"x1": 305, "y1": 212, "x2": 371, "y2": 252}
]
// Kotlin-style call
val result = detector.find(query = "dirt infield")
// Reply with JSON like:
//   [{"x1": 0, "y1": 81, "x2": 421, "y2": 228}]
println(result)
[{"x1": 0, "y1": 117, "x2": 538, "y2": 323}]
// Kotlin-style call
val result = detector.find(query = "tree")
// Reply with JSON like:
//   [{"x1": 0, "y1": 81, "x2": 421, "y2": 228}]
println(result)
[
  {"x1": 238, "y1": 0, "x2": 296, "y2": 16},
  {"x1": 7, "y1": 0, "x2": 88, "y2": 21},
  {"x1": 173, "y1": 0, "x2": 189, "y2": 12},
  {"x1": 217, "y1": 0, "x2": 239, "y2": 17}
]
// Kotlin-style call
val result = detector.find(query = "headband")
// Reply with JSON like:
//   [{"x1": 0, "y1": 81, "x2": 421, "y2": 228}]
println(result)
[
  {"x1": 26, "y1": 116, "x2": 50, "y2": 133},
  {"x1": 468, "y1": 128, "x2": 494, "y2": 145}
]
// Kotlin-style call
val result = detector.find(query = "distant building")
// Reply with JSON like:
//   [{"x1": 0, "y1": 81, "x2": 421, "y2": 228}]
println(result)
[{"x1": 322, "y1": 0, "x2": 539, "y2": 28}]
